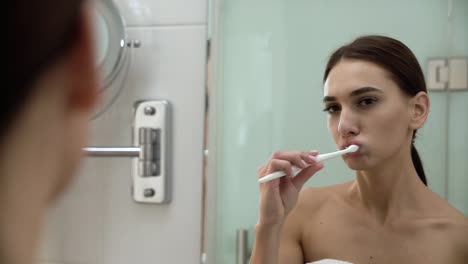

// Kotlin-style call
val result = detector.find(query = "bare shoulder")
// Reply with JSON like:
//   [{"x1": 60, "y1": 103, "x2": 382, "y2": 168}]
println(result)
[
  {"x1": 424, "y1": 188, "x2": 467, "y2": 229},
  {"x1": 449, "y1": 216, "x2": 468, "y2": 262},
  {"x1": 424, "y1": 191, "x2": 468, "y2": 260},
  {"x1": 447, "y1": 214, "x2": 468, "y2": 260},
  {"x1": 426, "y1": 189, "x2": 467, "y2": 226}
]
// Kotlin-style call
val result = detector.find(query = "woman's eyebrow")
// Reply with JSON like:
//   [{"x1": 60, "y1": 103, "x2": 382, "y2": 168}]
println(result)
[
  {"x1": 323, "y1": 86, "x2": 383, "y2": 102},
  {"x1": 350, "y1": 86, "x2": 384, "y2": 97},
  {"x1": 323, "y1": 96, "x2": 336, "y2": 103}
]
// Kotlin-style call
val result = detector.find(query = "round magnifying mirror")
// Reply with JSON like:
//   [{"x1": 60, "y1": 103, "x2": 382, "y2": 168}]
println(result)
[{"x1": 91, "y1": 0, "x2": 129, "y2": 118}]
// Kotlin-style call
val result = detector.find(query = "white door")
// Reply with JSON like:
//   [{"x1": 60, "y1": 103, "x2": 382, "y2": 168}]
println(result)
[{"x1": 37, "y1": 0, "x2": 208, "y2": 263}]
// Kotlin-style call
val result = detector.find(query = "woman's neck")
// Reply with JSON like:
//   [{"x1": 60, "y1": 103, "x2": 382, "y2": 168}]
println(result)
[
  {"x1": 0, "y1": 142, "x2": 51, "y2": 264},
  {"x1": 0, "y1": 170, "x2": 47, "y2": 264},
  {"x1": 349, "y1": 147, "x2": 428, "y2": 225},
  {"x1": 0, "y1": 84, "x2": 65, "y2": 264}
]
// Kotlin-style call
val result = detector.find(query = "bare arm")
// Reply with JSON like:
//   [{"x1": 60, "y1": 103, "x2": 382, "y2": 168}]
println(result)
[
  {"x1": 278, "y1": 211, "x2": 305, "y2": 263},
  {"x1": 251, "y1": 213, "x2": 304, "y2": 264},
  {"x1": 250, "y1": 223, "x2": 284, "y2": 264},
  {"x1": 250, "y1": 150, "x2": 323, "y2": 264}
]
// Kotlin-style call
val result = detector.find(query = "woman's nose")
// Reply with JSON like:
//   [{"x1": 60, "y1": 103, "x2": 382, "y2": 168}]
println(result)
[{"x1": 337, "y1": 109, "x2": 359, "y2": 138}]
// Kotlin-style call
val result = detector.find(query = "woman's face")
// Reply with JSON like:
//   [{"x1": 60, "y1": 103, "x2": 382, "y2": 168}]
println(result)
[{"x1": 323, "y1": 59, "x2": 414, "y2": 170}]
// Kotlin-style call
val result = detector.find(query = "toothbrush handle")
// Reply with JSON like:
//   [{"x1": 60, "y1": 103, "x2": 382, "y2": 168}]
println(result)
[
  {"x1": 258, "y1": 146, "x2": 357, "y2": 183},
  {"x1": 292, "y1": 165, "x2": 302, "y2": 176},
  {"x1": 258, "y1": 165, "x2": 302, "y2": 183},
  {"x1": 316, "y1": 153, "x2": 335, "y2": 162},
  {"x1": 258, "y1": 170, "x2": 286, "y2": 183},
  {"x1": 316, "y1": 150, "x2": 346, "y2": 162},
  {"x1": 259, "y1": 151, "x2": 343, "y2": 183}
]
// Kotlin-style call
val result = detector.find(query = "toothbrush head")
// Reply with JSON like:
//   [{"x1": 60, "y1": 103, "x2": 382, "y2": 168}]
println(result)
[{"x1": 347, "y1": 145, "x2": 359, "y2": 152}]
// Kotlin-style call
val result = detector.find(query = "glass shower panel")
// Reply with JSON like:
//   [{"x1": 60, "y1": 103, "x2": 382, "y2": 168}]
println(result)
[{"x1": 207, "y1": 0, "x2": 468, "y2": 263}]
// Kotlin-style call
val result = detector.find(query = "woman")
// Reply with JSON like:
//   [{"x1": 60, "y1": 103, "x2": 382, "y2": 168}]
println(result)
[
  {"x1": 251, "y1": 35, "x2": 468, "y2": 264},
  {"x1": 1, "y1": 0, "x2": 98, "y2": 263}
]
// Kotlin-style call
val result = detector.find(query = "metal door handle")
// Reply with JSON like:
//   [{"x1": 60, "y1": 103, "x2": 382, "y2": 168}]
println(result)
[
  {"x1": 83, "y1": 100, "x2": 170, "y2": 204},
  {"x1": 84, "y1": 147, "x2": 140, "y2": 157},
  {"x1": 237, "y1": 229, "x2": 249, "y2": 264}
]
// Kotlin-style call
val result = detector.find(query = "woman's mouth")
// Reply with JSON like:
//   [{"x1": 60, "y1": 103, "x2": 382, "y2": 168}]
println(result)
[
  {"x1": 344, "y1": 150, "x2": 361, "y2": 157},
  {"x1": 341, "y1": 143, "x2": 363, "y2": 157}
]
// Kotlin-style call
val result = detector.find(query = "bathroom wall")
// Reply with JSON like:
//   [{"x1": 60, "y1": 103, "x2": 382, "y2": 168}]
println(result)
[
  {"x1": 38, "y1": 0, "x2": 208, "y2": 263},
  {"x1": 208, "y1": 0, "x2": 468, "y2": 263}
]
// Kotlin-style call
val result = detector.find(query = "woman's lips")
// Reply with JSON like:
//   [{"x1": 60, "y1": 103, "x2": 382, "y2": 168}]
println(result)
[
  {"x1": 342, "y1": 143, "x2": 363, "y2": 157},
  {"x1": 344, "y1": 150, "x2": 361, "y2": 158},
  {"x1": 340, "y1": 143, "x2": 360, "y2": 149}
]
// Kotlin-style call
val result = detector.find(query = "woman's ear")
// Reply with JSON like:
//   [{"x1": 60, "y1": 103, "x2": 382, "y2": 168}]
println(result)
[
  {"x1": 67, "y1": 4, "x2": 99, "y2": 112},
  {"x1": 409, "y1": 91, "x2": 430, "y2": 130}
]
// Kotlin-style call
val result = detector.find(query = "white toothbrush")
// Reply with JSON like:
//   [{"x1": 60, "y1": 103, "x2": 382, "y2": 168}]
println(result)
[{"x1": 258, "y1": 145, "x2": 359, "y2": 183}]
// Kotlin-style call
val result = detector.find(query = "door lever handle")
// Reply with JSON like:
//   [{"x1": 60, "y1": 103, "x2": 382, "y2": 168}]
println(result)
[
  {"x1": 85, "y1": 127, "x2": 160, "y2": 177},
  {"x1": 237, "y1": 229, "x2": 249, "y2": 264},
  {"x1": 83, "y1": 100, "x2": 170, "y2": 204},
  {"x1": 84, "y1": 147, "x2": 140, "y2": 157}
]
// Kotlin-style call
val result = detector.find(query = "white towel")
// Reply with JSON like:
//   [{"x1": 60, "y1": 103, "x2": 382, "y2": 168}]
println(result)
[{"x1": 307, "y1": 259, "x2": 353, "y2": 264}]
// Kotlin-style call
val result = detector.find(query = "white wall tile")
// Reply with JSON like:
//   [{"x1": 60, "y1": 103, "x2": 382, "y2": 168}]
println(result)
[
  {"x1": 114, "y1": 0, "x2": 207, "y2": 26},
  {"x1": 100, "y1": 25, "x2": 207, "y2": 264}
]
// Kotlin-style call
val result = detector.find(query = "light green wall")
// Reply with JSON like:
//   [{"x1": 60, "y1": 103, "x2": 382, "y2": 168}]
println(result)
[{"x1": 213, "y1": 0, "x2": 467, "y2": 263}]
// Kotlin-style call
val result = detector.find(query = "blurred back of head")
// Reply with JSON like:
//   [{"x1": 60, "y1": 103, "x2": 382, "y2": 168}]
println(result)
[{"x1": 4, "y1": 0, "x2": 84, "y2": 141}]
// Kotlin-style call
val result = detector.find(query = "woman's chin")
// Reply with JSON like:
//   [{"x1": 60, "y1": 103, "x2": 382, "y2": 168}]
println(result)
[
  {"x1": 347, "y1": 164, "x2": 364, "y2": 171},
  {"x1": 343, "y1": 158, "x2": 368, "y2": 171}
]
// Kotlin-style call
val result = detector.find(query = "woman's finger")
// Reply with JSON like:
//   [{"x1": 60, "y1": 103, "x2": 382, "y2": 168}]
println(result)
[
  {"x1": 300, "y1": 151, "x2": 319, "y2": 165},
  {"x1": 264, "y1": 159, "x2": 294, "y2": 178},
  {"x1": 271, "y1": 150, "x2": 310, "y2": 169}
]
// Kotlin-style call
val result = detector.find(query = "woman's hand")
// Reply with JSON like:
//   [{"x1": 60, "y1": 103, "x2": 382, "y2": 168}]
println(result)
[{"x1": 257, "y1": 150, "x2": 324, "y2": 225}]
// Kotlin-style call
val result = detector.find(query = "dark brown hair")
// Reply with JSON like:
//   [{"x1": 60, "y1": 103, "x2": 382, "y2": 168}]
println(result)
[
  {"x1": 323, "y1": 35, "x2": 428, "y2": 186},
  {"x1": 3, "y1": 0, "x2": 83, "y2": 141}
]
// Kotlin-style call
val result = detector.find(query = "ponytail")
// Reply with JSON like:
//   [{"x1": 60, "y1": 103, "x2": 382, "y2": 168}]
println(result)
[{"x1": 411, "y1": 144, "x2": 427, "y2": 186}]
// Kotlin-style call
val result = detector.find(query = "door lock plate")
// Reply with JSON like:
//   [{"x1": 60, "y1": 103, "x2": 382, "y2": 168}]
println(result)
[{"x1": 132, "y1": 101, "x2": 170, "y2": 203}]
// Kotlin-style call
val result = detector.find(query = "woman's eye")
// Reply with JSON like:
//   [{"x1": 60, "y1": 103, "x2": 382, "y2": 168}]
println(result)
[
  {"x1": 357, "y1": 97, "x2": 377, "y2": 107},
  {"x1": 323, "y1": 105, "x2": 341, "y2": 113}
]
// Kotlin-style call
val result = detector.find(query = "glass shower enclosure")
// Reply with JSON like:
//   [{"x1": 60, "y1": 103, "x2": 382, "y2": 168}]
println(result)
[{"x1": 204, "y1": 0, "x2": 468, "y2": 263}]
